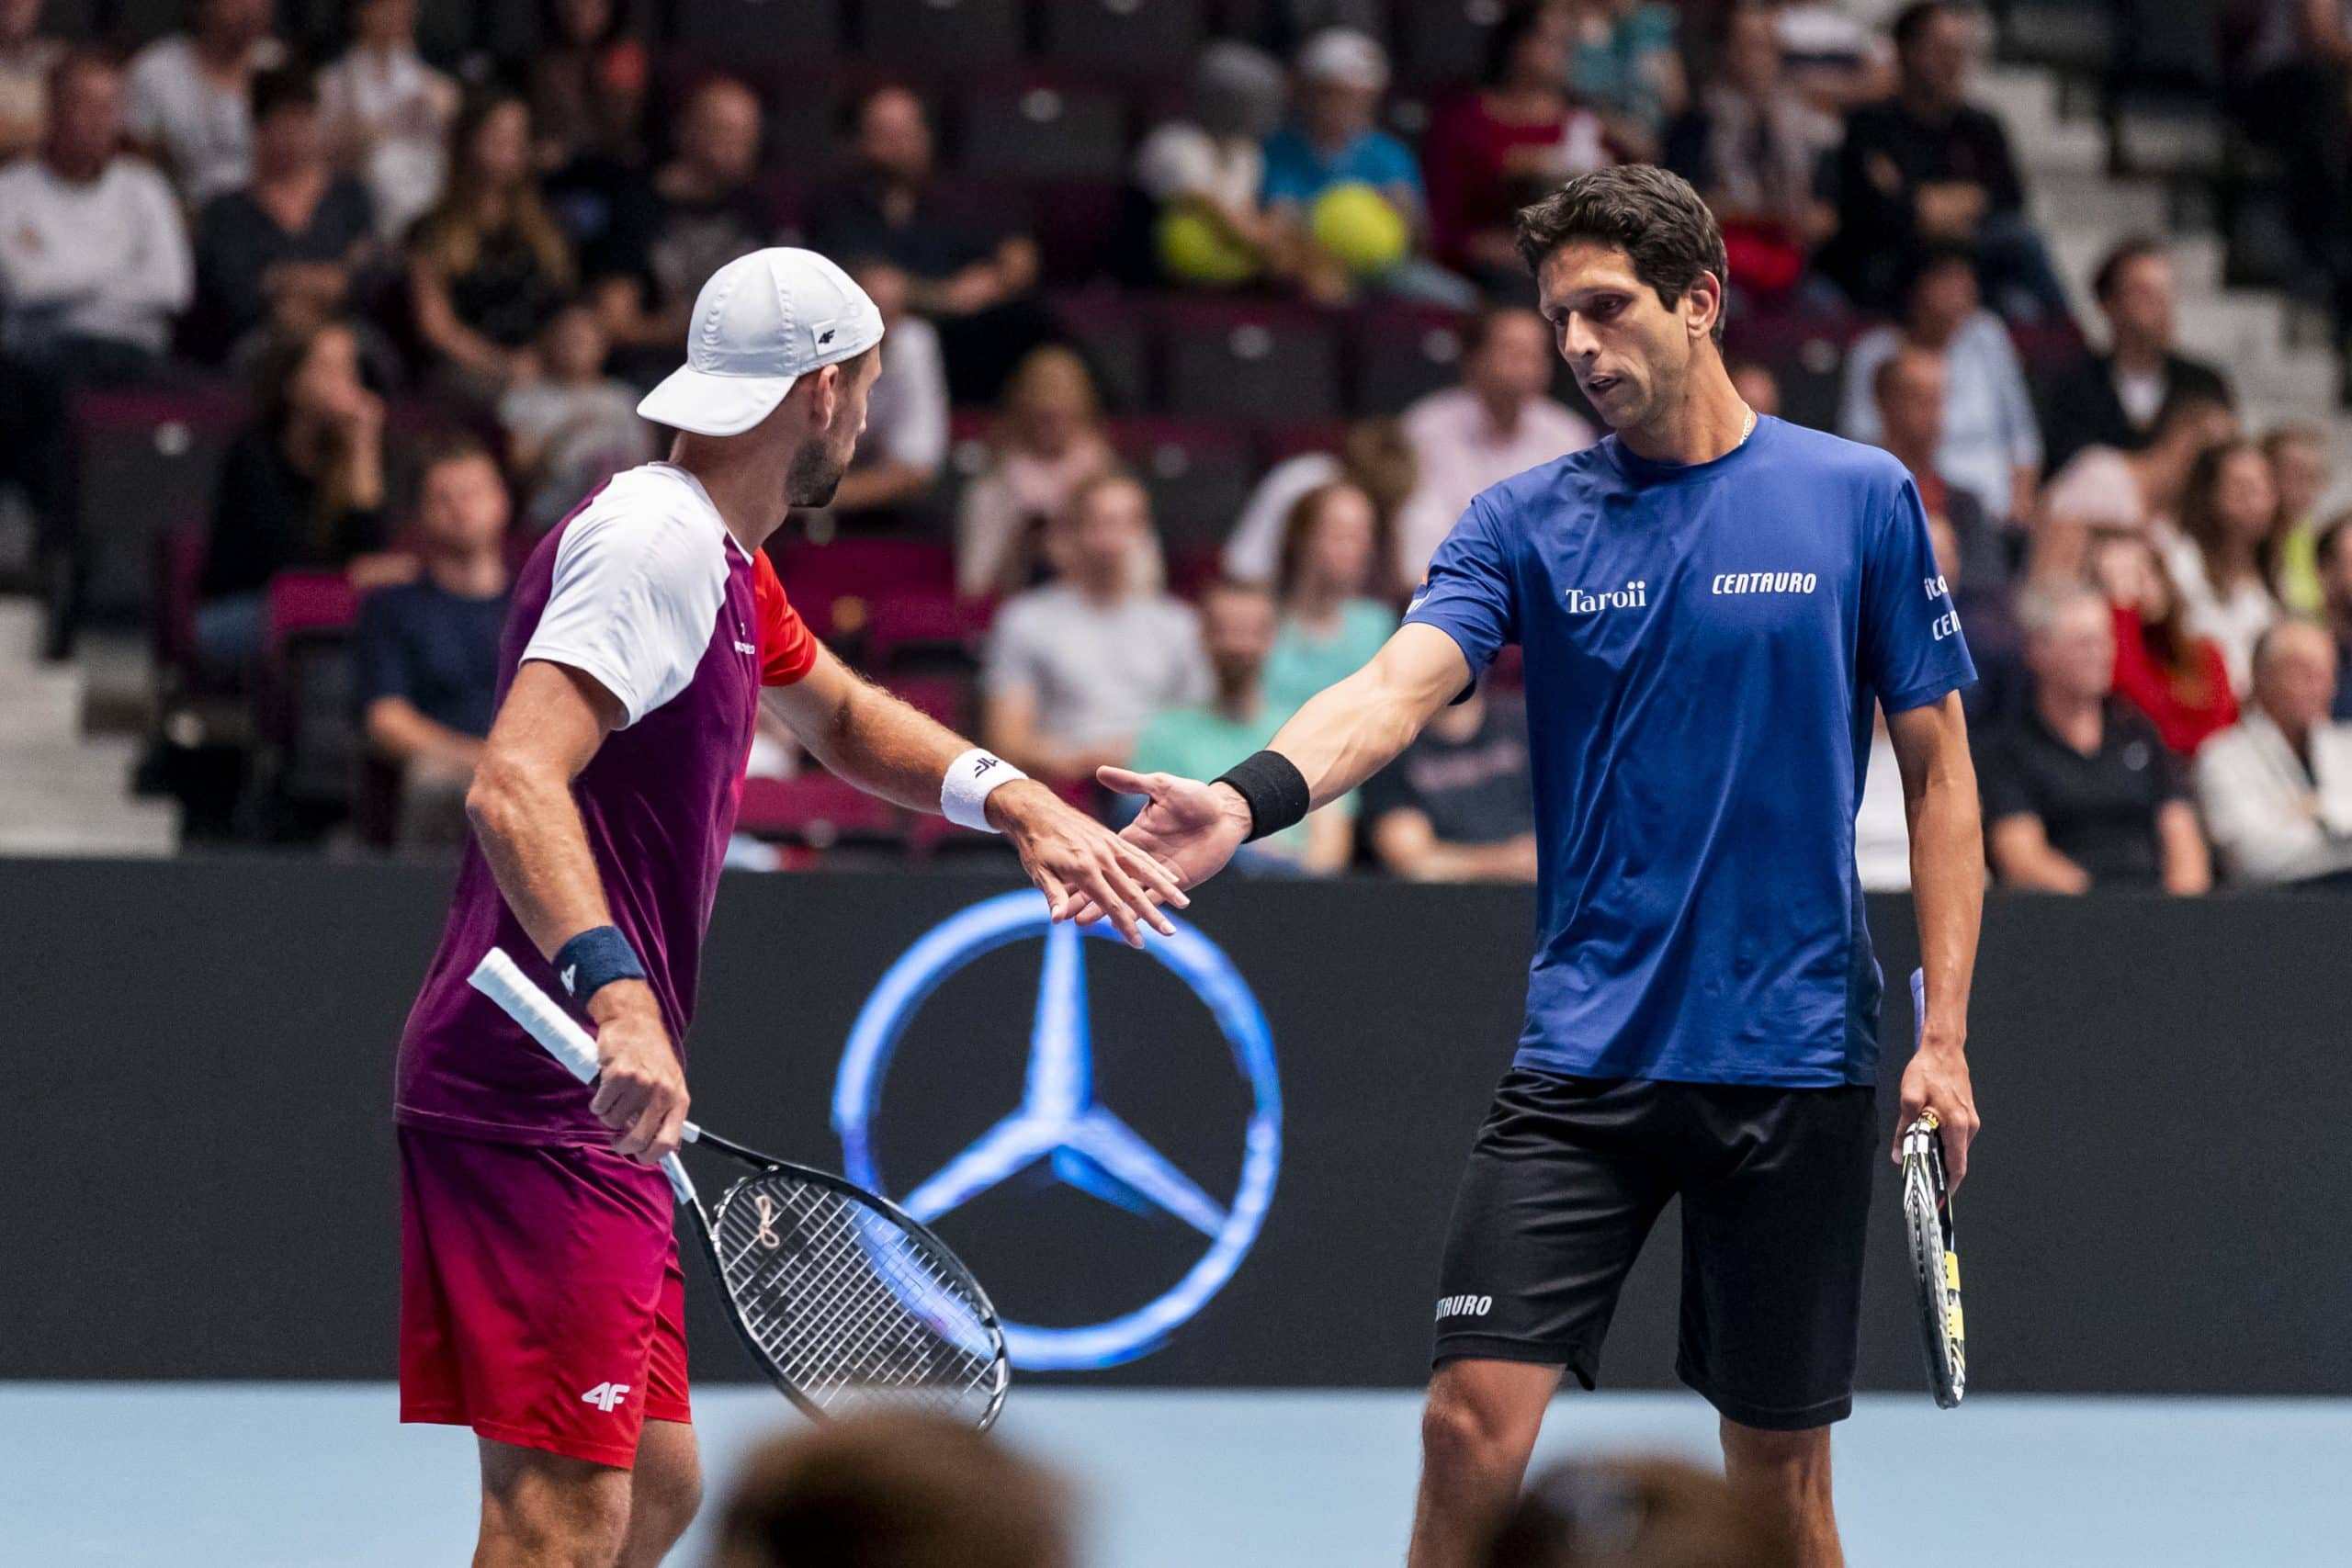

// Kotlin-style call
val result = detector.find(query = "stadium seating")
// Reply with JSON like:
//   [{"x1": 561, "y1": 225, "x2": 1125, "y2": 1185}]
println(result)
[
  {"x1": 73, "y1": 389, "x2": 245, "y2": 625},
  {"x1": 883, "y1": 672, "x2": 977, "y2": 732},
  {"x1": 1393, "y1": 0, "x2": 1505, "y2": 91},
  {"x1": 738, "y1": 773, "x2": 906, "y2": 847},
  {"x1": 855, "y1": 0, "x2": 1024, "y2": 68},
  {"x1": 1157, "y1": 298, "x2": 1345, "y2": 422},
  {"x1": 959, "y1": 76, "x2": 1132, "y2": 182},
  {"x1": 776, "y1": 537, "x2": 959, "y2": 640},
  {"x1": 260, "y1": 572, "x2": 365, "y2": 816},
  {"x1": 1106, "y1": 414, "x2": 1257, "y2": 554},
  {"x1": 1351, "y1": 301, "x2": 1471, "y2": 416},
  {"x1": 859, "y1": 589, "x2": 995, "y2": 672},
  {"x1": 1028, "y1": 180, "x2": 1128, "y2": 288},
  {"x1": 1036, "y1": 0, "x2": 1212, "y2": 72},
  {"x1": 1050, "y1": 290, "x2": 1155, "y2": 410}
]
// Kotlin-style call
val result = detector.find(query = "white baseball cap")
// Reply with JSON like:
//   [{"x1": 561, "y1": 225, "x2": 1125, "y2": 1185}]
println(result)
[
  {"x1": 1297, "y1": 27, "x2": 1390, "y2": 92},
  {"x1": 637, "y1": 247, "x2": 886, "y2": 437}
]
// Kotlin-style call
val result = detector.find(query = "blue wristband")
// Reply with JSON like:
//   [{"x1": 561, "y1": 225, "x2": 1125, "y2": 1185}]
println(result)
[{"x1": 553, "y1": 926, "x2": 646, "y2": 1003}]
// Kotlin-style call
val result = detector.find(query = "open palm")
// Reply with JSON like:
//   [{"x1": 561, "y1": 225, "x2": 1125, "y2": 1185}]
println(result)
[{"x1": 1074, "y1": 767, "x2": 1253, "y2": 924}]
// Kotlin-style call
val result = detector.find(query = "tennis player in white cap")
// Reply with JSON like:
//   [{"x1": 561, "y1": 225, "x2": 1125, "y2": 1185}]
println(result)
[{"x1": 391, "y1": 247, "x2": 1185, "y2": 1567}]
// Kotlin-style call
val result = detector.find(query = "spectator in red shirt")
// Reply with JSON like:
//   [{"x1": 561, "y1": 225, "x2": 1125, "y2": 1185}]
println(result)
[
  {"x1": 2089, "y1": 531, "x2": 2237, "y2": 757},
  {"x1": 1423, "y1": 3, "x2": 1613, "y2": 299}
]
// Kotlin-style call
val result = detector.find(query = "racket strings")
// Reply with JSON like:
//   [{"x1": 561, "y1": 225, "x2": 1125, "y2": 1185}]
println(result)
[
  {"x1": 723, "y1": 1201, "x2": 985, "y2": 1420},
  {"x1": 711, "y1": 1173, "x2": 1002, "y2": 1427},
  {"x1": 1902, "y1": 1136, "x2": 1964, "y2": 1406}
]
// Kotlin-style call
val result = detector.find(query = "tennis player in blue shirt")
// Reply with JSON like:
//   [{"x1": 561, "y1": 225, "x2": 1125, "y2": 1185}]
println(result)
[{"x1": 1094, "y1": 166, "x2": 1985, "y2": 1567}]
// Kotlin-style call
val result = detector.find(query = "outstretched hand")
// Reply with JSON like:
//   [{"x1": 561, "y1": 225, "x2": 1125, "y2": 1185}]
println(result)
[
  {"x1": 1064, "y1": 766, "x2": 1256, "y2": 927},
  {"x1": 987, "y1": 778, "x2": 1188, "y2": 948}
]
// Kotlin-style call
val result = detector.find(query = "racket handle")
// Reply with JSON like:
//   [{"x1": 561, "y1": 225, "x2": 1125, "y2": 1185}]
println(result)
[
  {"x1": 469, "y1": 947, "x2": 694, "y2": 1205},
  {"x1": 470, "y1": 947, "x2": 603, "y2": 1082}
]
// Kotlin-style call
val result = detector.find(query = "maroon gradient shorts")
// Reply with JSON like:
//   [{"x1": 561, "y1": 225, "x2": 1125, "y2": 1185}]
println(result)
[{"x1": 399, "y1": 1126, "x2": 690, "y2": 1467}]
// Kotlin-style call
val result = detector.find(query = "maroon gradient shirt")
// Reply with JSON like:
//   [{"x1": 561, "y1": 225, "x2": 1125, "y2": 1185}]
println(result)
[{"x1": 395, "y1": 463, "x2": 815, "y2": 1145}]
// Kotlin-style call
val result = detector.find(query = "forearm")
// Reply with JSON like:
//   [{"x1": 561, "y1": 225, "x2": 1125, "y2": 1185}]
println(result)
[
  {"x1": 368, "y1": 698, "x2": 485, "y2": 771},
  {"x1": 1906, "y1": 765, "x2": 1984, "y2": 1052},
  {"x1": 1396, "y1": 837, "x2": 1534, "y2": 883},
  {"x1": 1264, "y1": 655, "x2": 1451, "y2": 810},
  {"x1": 2211, "y1": 818, "x2": 2312, "y2": 884},
  {"x1": 465, "y1": 751, "x2": 617, "y2": 956},
  {"x1": 1298, "y1": 807, "x2": 1353, "y2": 874},
  {"x1": 1987, "y1": 808, "x2": 2088, "y2": 889},
  {"x1": 342, "y1": 444, "x2": 386, "y2": 512},
  {"x1": 3, "y1": 247, "x2": 96, "y2": 307},
  {"x1": 779, "y1": 659, "x2": 1034, "y2": 819},
  {"x1": 2160, "y1": 805, "x2": 2211, "y2": 894}
]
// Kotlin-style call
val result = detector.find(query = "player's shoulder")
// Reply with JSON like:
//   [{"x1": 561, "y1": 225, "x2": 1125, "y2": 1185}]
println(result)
[
  {"x1": 547, "y1": 464, "x2": 741, "y2": 615},
  {"x1": 1758, "y1": 419, "x2": 1915, "y2": 497},
  {"x1": 560, "y1": 464, "x2": 733, "y2": 561},
  {"x1": 1472, "y1": 440, "x2": 1619, "y2": 528}
]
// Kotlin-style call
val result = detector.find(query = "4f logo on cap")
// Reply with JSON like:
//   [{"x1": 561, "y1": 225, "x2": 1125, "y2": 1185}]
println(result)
[{"x1": 817, "y1": 328, "x2": 836, "y2": 345}]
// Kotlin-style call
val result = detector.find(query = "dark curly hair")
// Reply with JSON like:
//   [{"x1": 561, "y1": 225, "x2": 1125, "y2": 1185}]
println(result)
[{"x1": 1514, "y1": 165, "x2": 1730, "y2": 344}]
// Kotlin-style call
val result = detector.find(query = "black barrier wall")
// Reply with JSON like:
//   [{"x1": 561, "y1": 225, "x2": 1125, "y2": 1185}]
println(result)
[{"x1": 5, "y1": 858, "x2": 2348, "y2": 1393}]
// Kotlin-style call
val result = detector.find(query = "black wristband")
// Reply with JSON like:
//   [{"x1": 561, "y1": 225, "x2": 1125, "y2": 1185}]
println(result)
[
  {"x1": 1214, "y1": 750, "x2": 1311, "y2": 843},
  {"x1": 553, "y1": 925, "x2": 647, "y2": 1003}
]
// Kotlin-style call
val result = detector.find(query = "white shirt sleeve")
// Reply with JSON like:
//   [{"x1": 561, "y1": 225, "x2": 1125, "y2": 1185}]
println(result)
[
  {"x1": 522, "y1": 501, "x2": 729, "y2": 727},
  {"x1": 2194, "y1": 728, "x2": 2314, "y2": 885}
]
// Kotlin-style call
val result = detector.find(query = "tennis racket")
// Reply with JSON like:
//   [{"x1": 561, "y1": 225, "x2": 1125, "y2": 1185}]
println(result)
[
  {"x1": 467, "y1": 948, "x2": 1011, "y2": 1431},
  {"x1": 1901, "y1": 966, "x2": 1965, "y2": 1408}
]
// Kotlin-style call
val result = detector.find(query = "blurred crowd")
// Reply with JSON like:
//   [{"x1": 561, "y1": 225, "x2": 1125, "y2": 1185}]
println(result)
[
  {"x1": 707, "y1": 1410, "x2": 1795, "y2": 1568},
  {"x1": 3, "y1": 0, "x2": 2350, "y2": 890}
]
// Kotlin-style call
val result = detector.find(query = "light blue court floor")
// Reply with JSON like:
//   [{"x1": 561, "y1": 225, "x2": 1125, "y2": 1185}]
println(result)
[{"x1": 3, "y1": 1385, "x2": 2346, "y2": 1567}]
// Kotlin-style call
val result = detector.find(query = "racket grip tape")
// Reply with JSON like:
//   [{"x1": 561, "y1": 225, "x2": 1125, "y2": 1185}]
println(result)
[
  {"x1": 468, "y1": 947, "x2": 695, "y2": 1204},
  {"x1": 469, "y1": 948, "x2": 603, "y2": 1082}
]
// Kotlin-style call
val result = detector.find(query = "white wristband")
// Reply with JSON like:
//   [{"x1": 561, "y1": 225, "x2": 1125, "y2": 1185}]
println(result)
[{"x1": 942, "y1": 748, "x2": 1026, "y2": 831}]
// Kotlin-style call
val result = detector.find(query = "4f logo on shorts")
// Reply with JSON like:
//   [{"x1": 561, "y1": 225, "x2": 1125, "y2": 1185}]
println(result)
[
  {"x1": 1435, "y1": 1293, "x2": 1494, "y2": 1321},
  {"x1": 580, "y1": 1382, "x2": 631, "y2": 1413}
]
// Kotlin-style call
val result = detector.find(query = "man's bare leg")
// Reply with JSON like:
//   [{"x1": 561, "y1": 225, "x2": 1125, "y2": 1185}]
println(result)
[
  {"x1": 618, "y1": 1419, "x2": 702, "y2": 1568},
  {"x1": 1405, "y1": 1358, "x2": 1563, "y2": 1568},
  {"x1": 476, "y1": 1438, "x2": 632, "y2": 1568},
  {"x1": 1720, "y1": 1418, "x2": 1840, "y2": 1568}
]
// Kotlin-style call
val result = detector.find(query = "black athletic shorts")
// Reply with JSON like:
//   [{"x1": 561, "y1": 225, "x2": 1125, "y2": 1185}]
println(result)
[{"x1": 1431, "y1": 1068, "x2": 1877, "y2": 1432}]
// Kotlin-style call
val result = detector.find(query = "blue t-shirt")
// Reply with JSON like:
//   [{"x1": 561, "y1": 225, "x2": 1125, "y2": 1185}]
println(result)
[
  {"x1": 353, "y1": 578, "x2": 512, "y2": 739},
  {"x1": 1402, "y1": 418, "x2": 1974, "y2": 1087},
  {"x1": 1261, "y1": 126, "x2": 1424, "y2": 208}
]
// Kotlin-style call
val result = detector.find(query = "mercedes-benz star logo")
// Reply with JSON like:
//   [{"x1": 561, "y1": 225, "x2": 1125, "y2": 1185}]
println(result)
[{"x1": 834, "y1": 891, "x2": 1282, "y2": 1370}]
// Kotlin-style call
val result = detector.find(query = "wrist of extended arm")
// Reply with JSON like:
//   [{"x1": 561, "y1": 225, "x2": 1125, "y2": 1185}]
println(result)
[
  {"x1": 554, "y1": 924, "x2": 646, "y2": 1005},
  {"x1": 1214, "y1": 750, "x2": 1311, "y2": 842},
  {"x1": 942, "y1": 747, "x2": 1027, "y2": 831}
]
